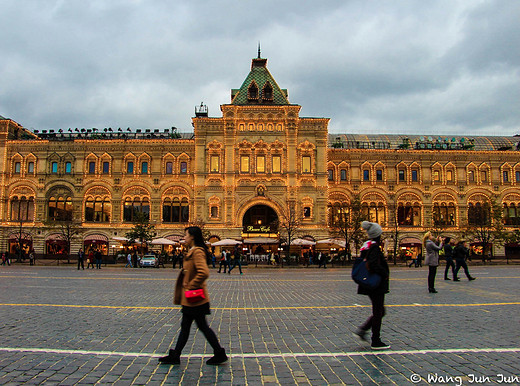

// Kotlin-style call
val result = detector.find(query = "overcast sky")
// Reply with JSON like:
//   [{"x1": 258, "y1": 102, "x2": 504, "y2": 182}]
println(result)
[{"x1": 1, "y1": 0, "x2": 519, "y2": 136}]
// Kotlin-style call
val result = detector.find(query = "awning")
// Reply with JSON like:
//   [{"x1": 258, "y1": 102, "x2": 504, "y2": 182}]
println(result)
[
  {"x1": 150, "y1": 238, "x2": 178, "y2": 245},
  {"x1": 316, "y1": 238, "x2": 346, "y2": 247},
  {"x1": 166, "y1": 235, "x2": 184, "y2": 242},
  {"x1": 290, "y1": 238, "x2": 316, "y2": 246},
  {"x1": 211, "y1": 239, "x2": 242, "y2": 246},
  {"x1": 112, "y1": 236, "x2": 130, "y2": 242},
  {"x1": 399, "y1": 237, "x2": 422, "y2": 244},
  {"x1": 84, "y1": 234, "x2": 109, "y2": 242},
  {"x1": 243, "y1": 237, "x2": 279, "y2": 244}
]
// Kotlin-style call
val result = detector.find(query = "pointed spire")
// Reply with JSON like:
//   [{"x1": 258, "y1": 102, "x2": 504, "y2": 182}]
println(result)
[{"x1": 258, "y1": 42, "x2": 261, "y2": 59}]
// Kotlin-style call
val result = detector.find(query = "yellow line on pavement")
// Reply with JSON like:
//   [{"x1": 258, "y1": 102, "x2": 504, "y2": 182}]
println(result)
[{"x1": 0, "y1": 302, "x2": 519, "y2": 311}]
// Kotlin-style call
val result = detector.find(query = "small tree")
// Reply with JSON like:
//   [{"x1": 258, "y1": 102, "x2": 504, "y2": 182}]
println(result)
[
  {"x1": 45, "y1": 218, "x2": 82, "y2": 264},
  {"x1": 276, "y1": 201, "x2": 302, "y2": 267},
  {"x1": 463, "y1": 198, "x2": 507, "y2": 259},
  {"x1": 12, "y1": 220, "x2": 38, "y2": 262},
  {"x1": 125, "y1": 212, "x2": 157, "y2": 254},
  {"x1": 387, "y1": 194, "x2": 400, "y2": 265},
  {"x1": 329, "y1": 195, "x2": 366, "y2": 262}
]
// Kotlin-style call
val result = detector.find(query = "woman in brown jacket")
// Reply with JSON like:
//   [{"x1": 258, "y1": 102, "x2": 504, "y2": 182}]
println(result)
[{"x1": 159, "y1": 226, "x2": 227, "y2": 365}]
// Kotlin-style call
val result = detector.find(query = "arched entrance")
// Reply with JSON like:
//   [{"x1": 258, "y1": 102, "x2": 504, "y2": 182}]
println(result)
[{"x1": 242, "y1": 205, "x2": 278, "y2": 235}]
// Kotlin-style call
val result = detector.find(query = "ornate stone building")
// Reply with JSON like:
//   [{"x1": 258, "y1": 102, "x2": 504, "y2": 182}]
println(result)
[{"x1": 1, "y1": 55, "x2": 519, "y2": 258}]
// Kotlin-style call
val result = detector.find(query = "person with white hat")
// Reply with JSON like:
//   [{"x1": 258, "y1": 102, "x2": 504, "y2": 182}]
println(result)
[{"x1": 353, "y1": 221, "x2": 391, "y2": 350}]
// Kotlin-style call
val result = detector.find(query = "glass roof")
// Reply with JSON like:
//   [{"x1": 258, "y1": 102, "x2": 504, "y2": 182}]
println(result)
[{"x1": 328, "y1": 134, "x2": 519, "y2": 151}]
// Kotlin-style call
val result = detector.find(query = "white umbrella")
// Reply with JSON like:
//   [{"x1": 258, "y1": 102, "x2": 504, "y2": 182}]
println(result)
[
  {"x1": 151, "y1": 238, "x2": 178, "y2": 245},
  {"x1": 290, "y1": 238, "x2": 316, "y2": 246},
  {"x1": 211, "y1": 238, "x2": 242, "y2": 246},
  {"x1": 316, "y1": 238, "x2": 346, "y2": 248},
  {"x1": 112, "y1": 236, "x2": 130, "y2": 242}
]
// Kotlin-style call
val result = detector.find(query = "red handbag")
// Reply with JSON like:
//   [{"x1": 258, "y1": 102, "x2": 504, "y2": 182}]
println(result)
[{"x1": 185, "y1": 289, "x2": 205, "y2": 303}]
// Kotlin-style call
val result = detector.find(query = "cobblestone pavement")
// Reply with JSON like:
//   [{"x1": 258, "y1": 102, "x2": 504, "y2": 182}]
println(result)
[{"x1": 0, "y1": 264, "x2": 519, "y2": 385}]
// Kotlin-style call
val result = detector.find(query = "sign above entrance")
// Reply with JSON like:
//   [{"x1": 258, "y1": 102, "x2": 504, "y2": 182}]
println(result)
[{"x1": 244, "y1": 225, "x2": 273, "y2": 233}]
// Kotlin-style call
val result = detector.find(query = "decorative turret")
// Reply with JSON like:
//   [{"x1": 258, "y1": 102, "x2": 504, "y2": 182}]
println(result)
[{"x1": 230, "y1": 50, "x2": 289, "y2": 106}]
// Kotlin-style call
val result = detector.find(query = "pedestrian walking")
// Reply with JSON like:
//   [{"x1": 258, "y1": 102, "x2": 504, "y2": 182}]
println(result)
[
  {"x1": 158, "y1": 226, "x2": 228, "y2": 366},
  {"x1": 1, "y1": 252, "x2": 9, "y2": 266},
  {"x1": 211, "y1": 252, "x2": 216, "y2": 268},
  {"x1": 95, "y1": 249, "x2": 102, "y2": 269},
  {"x1": 416, "y1": 252, "x2": 423, "y2": 267},
  {"x1": 29, "y1": 249, "x2": 35, "y2": 266},
  {"x1": 125, "y1": 252, "x2": 133, "y2": 268},
  {"x1": 178, "y1": 251, "x2": 184, "y2": 269},
  {"x1": 354, "y1": 221, "x2": 391, "y2": 350},
  {"x1": 408, "y1": 251, "x2": 417, "y2": 268},
  {"x1": 443, "y1": 237, "x2": 456, "y2": 280},
  {"x1": 87, "y1": 250, "x2": 95, "y2": 269},
  {"x1": 228, "y1": 246, "x2": 243, "y2": 275},
  {"x1": 453, "y1": 240, "x2": 476, "y2": 281},
  {"x1": 424, "y1": 232, "x2": 443, "y2": 293},
  {"x1": 318, "y1": 252, "x2": 327, "y2": 268},
  {"x1": 132, "y1": 251, "x2": 138, "y2": 268},
  {"x1": 77, "y1": 248, "x2": 85, "y2": 270},
  {"x1": 218, "y1": 250, "x2": 228, "y2": 273}
]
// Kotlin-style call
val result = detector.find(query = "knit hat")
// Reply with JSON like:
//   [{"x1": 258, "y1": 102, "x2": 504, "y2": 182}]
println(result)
[{"x1": 361, "y1": 221, "x2": 382, "y2": 239}]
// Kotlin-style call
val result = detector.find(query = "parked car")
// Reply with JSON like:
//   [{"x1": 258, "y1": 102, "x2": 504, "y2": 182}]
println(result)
[{"x1": 140, "y1": 254, "x2": 159, "y2": 268}]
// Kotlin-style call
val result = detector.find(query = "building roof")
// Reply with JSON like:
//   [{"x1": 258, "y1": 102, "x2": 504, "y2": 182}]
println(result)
[
  {"x1": 231, "y1": 57, "x2": 290, "y2": 105},
  {"x1": 0, "y1": 115, "x2": 7, "y2": 120},
  {"x1": 329, "y1": 133, "x2": 520, "y2": 151}
]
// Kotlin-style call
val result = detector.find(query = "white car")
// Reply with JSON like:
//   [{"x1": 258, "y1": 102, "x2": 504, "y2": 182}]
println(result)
[{"x1": 140, "y1": 254, "x2": 159, "y2": 267}]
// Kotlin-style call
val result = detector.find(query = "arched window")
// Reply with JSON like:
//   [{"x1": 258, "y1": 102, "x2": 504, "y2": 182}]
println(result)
[
  {"x1": 433, "y1": 203, "x2": 456, "y2": 226},
  {"x1": 162, "y1": 197, "x2": 190, "y2": 223},
  {"x1": 398, "y1": 203, "x2": 421, "y2": 226},
  {"x1": 262, "y1": 83, "x2": 273, "y2": 101},
  {"x1": 248, "y1": 82, "x2": 259, "y2": 100},
  {"x1": 11, "y1": 196, "x2": 35, "y2": 221},
  {"x1": 504, "y1": 203, "x2": 520, "y2": 226},
  {"x1": 123, "y1": 197, "x2": 149, "y2": 222},
  {"x1": 328, "y1": 202, "x2": 349, "y2": 227},
  {"x1": 48, "y1": 196, "x2": 73, "y2": 221},
  {"x1": 468, "y1": 202, "x2": 490, "y2": 226},
  {"x1": 85, "y1": 197, "x2": 111, "y2": 222}
]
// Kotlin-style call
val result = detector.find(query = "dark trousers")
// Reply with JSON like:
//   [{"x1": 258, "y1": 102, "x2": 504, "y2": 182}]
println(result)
[
  {"x1": 77, "y1": 259, "x2": 84, "y2": 270},
  {"x1": 454, "y1": 259, "x2": 471, "y2": 279},
  {"x1": 444, "y1": 258, "x2": 455, "y2": 278},
  {"x1": 218, "y1": 260, "x2": 227, "y2": 273},
  {"x1": 173, "y1": 311, "x2": 222, "y2": 354},
  {"x1": 228, "y1": 259, "x2": 242, "y2": 274},
  {"x1": 96, "y1": 259, "x2": 102, "y2": 269},
  {"x1": 360, "y1": 292, "x2": 386, "y2": 342},
  {"x1": 428, "y1": 266, "x2": 437, "y2": 290}
]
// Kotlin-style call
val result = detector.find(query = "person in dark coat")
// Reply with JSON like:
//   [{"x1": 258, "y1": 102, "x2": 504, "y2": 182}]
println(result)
[
  {"x1": 77, "y1": 248, "x2": 85, "y2": 270},
  {"x1": 453, "y1": 240, "x2": 476, "y2": 281},
  {"x1": 354, "y1": 221, "x2": 391, "y2": 350},
  {"x1": 443, "y1": 237, "x2": 456, "y2": 280},
  {"x1": 159, "y1": 226, "x2": 227, "y2": 366},
  {"x1": 95, "y1": 249, "x2": 102, "y2": 269}
]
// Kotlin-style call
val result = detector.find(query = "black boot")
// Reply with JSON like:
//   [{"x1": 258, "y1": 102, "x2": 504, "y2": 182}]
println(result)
[
  {"x1": 158, "y1": 349, "x2": 180, "y2": 365},
  {"x1": 206, "y1": 348, "x2": 228, "y2": 365}
]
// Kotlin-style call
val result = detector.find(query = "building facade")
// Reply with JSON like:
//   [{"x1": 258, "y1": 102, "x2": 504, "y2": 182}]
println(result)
[{"x1": 1, "y1": 56, "x2": 519, "y2": 258}]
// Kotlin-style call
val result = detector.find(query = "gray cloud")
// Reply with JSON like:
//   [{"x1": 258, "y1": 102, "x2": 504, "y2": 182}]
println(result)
[{"x1": 0, "y1": 0, "x2": 518, "y2": 136}]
